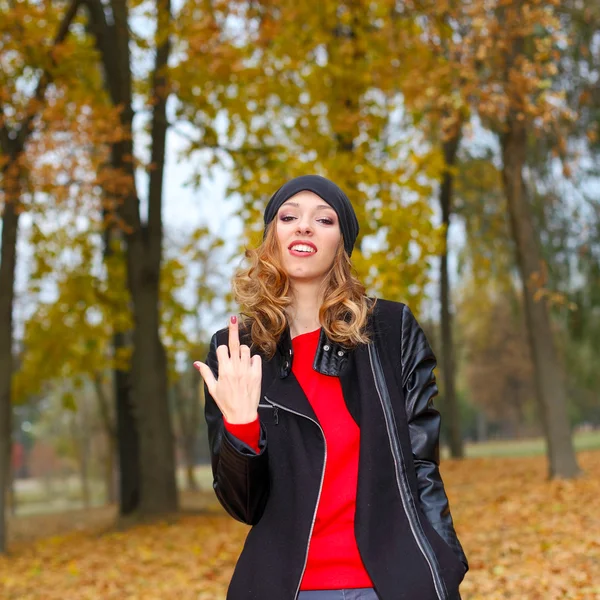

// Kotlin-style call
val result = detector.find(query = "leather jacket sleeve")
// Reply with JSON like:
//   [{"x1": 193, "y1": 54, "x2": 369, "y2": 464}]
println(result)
[
  {"x1": 203, "y1": 333, "x2": 270, "y2": 525},
  {"x1": 400, "y1": 305, "x2": 469, "y2": 572}
]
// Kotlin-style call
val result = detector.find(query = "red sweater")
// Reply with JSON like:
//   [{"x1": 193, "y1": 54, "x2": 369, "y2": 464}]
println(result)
[{"x1": 224, "y1": 328, "x2": 372, "y2": 590}]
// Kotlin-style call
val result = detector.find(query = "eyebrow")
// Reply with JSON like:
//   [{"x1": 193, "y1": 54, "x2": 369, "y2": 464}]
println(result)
[{"x1": 280, "y1": 201, "x2": 334, "y2": 211}]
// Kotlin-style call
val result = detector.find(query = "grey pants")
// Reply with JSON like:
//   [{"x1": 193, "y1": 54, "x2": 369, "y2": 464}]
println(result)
[{"x1": 298, "y1": 589, "x2": 379, "y2": 600}]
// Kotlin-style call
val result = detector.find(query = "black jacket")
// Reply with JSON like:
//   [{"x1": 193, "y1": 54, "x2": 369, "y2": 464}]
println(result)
[{"x1": 204, "y1": 299, "x2": 468, "y2": 600}]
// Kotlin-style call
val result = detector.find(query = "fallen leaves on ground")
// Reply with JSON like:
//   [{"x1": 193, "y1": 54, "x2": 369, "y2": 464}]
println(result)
[
  {"x1": 445, "y1": 450, "x2": 600, "y2": 600},
  {"x1": 1, "y1": 451, "x2": 599, "y2": 599}
]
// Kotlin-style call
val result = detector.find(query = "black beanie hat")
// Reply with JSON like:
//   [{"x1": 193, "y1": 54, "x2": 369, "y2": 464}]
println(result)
[{"x1": 263, "y1": 175, "x2": 359, "y2": 257}]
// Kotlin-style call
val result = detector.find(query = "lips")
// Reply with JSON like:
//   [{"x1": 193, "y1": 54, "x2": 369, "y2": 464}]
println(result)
[{"x1": 288, "y1": 240, "x2": 317, "y2": 256}]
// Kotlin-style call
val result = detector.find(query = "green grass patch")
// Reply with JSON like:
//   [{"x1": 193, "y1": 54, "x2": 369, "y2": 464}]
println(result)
[{"x1": 444, "y1": 430, "x2": 600, "y2": 459}]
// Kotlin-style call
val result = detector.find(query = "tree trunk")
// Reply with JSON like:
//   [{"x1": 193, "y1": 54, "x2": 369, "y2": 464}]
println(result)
[
  {"x1": 185, "y1": 380, "x2": 201, "y2": 492},
  {"x1": 500, "y1": 118, "x2": 581, "y2": 478},
  {"x1": 0, "y1": 194, "x2": 19, "y2": 553},
  {"x1": 89, "y1": 0, "x2": 141, "y2": 510},
  {"x1": 8, "y1": 455, "x2": 16, "y2": 516},
  {"x1": 71, "y1": 414, "x2": 91, "y2": 509},
  {"x1": 173, "y1": 378, "x2": 200, "y2": 492},
  {"x1": 85, "y1": 0, "x2": 178, "y2": 515},
  {"x1": 185, "y1": 464, "x2": 198, "y2": 492},
  {"x1": 94, "y1": 367, "x2": 138, "y2": 511},
  {"x1": 105, "y1": 432, "x2": 117, "y2": 504},
  {"x1": 439, "y1": 132, "x2": 464, "y2": 459},
  {"x1": 115, "y1": 359, "x2": 140, "y2": 513},
  {"x1": 132, "y1": 304, "x2": 177, "y2": 514},
  {"x1": 102, "y1": 225, "x2": 140, "y2": 515},
  {"x1": 134, "y1": 0, "x2": 177, "y2": 515}
]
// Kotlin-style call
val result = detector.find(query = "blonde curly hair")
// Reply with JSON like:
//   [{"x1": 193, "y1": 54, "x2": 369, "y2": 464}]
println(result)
[{"x1": 232, "y1": 220, "x2": 375, "y2": 359}]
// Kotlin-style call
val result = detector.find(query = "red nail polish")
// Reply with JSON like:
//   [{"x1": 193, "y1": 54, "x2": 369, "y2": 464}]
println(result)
[{"x1": 231, "y1": 315, "x2": 237, "y2": 324}]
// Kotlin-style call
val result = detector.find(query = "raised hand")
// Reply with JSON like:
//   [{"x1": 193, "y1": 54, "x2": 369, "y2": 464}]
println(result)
[{"x1": 194, "y1": 315, "x2": 262, "y2": 424}]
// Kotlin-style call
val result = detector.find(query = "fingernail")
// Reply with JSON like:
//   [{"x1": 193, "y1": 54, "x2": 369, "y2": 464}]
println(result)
[
  {"x1": 231, "y1": 315, "x2": 237, "y2": 324},
  {"x1": 193, "y1": 361, "x2": 201, "y2": 369}
]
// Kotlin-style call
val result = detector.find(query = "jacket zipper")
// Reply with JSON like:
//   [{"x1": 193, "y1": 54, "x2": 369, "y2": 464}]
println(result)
[
  {"x1": 367, "y1": 344, "x2": 447, "y2": 600},
  {"x1": 263, "y1": 395, "x2": 327, "y2": 600},
  {"x1": 258, "y1": 403, "x2": 279, "y2": 424}
]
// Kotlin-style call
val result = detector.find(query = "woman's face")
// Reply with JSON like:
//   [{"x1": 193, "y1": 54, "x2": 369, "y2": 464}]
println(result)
[{"x1": 275, "y1": 191, "x2": 342, "y2": 285}]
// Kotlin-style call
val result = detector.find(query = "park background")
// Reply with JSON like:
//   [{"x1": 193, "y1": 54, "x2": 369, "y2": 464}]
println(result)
[{"x1": 0, "y1": 0, "x2": 599, "y2": 598}]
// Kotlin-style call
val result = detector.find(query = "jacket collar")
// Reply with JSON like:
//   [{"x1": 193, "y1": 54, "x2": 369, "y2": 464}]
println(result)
[
  {"x1": 275, "y1": 323, "x2": 351, "y2": 379},
  {"x1": 263, "y1": 322, "x2": 358, "y2": 423}
]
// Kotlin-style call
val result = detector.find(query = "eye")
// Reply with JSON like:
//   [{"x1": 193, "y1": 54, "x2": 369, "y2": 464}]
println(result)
[
  {"x1": 318, "y1": 218, "x2": 334, "y2": 225},
  {"x1": 279, "y1": 215, "x2": 296, "y2": 222}
]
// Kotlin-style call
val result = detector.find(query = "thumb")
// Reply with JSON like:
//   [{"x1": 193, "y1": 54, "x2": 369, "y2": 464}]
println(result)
[{"x1": 194, "y1": 361, "x2": 217, "y2": 395}]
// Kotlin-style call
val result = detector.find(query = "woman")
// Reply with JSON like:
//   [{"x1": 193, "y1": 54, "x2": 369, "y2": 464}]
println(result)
[{"x1": 194, "y1": 175, "x2": 468, "y2": 600}]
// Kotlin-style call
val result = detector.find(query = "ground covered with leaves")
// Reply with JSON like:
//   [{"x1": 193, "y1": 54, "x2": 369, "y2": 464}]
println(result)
[{"x1": 1, "y1": 451, "x2": 598, "y2": 599}]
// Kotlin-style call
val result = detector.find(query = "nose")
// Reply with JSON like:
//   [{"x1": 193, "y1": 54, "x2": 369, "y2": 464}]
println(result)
[{"x1": 296, "y1": 217, "x2": 313, "y2": 235}]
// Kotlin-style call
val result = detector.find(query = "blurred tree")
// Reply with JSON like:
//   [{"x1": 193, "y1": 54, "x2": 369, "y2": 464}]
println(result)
[
  {"x1": 529, "y1": 0, "x2": 600, "y2": 426},
  {"x1": 0, "y1": 0, "x2": 116, "y2": 552},
  {"x1": 14, "y1": 213, "x2": 230, "y2": 502},
  {"x1": 23, "y1": 380, "x2": 103, "y2": 509},
  {"x1": 404, "y1": 0, "x2": 582, "y2": 477},
  {"x1": 13, "y1": 214, "x2": 128, "y2": 507},
  {"x1": 82, "y1": 0, "x2": 261, "y2": 517},
  {"x1": 66, "y1": 388, "x2": 94, "y2": 509},
  {"x1": 82, "y1": 0, "x2": 180, "y2": 516},
  {"x1": 454, "y1": 152, "x2": 514, "y2": 287},
  {"x1": 457, "y1": 280, "x2": 536, "y2": 438},
  {"x1": 428, "y1": 0, "x2": 582, "y2": 477},
  {"x1": 92, "y1": 371, "x2": 118, "y2": 504},
  {"x1": 492, "y1": 0, "x2": 580, "y2": 477},
  {"x1": 161, "y1": 226, "x2": 232, "y2": 490},
  {"x1": 397, "y1": 2, "x2": 473, "y2": 458},
  {"x1": 100, "y1": 232, "x2": 138, "y2": 516}
]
